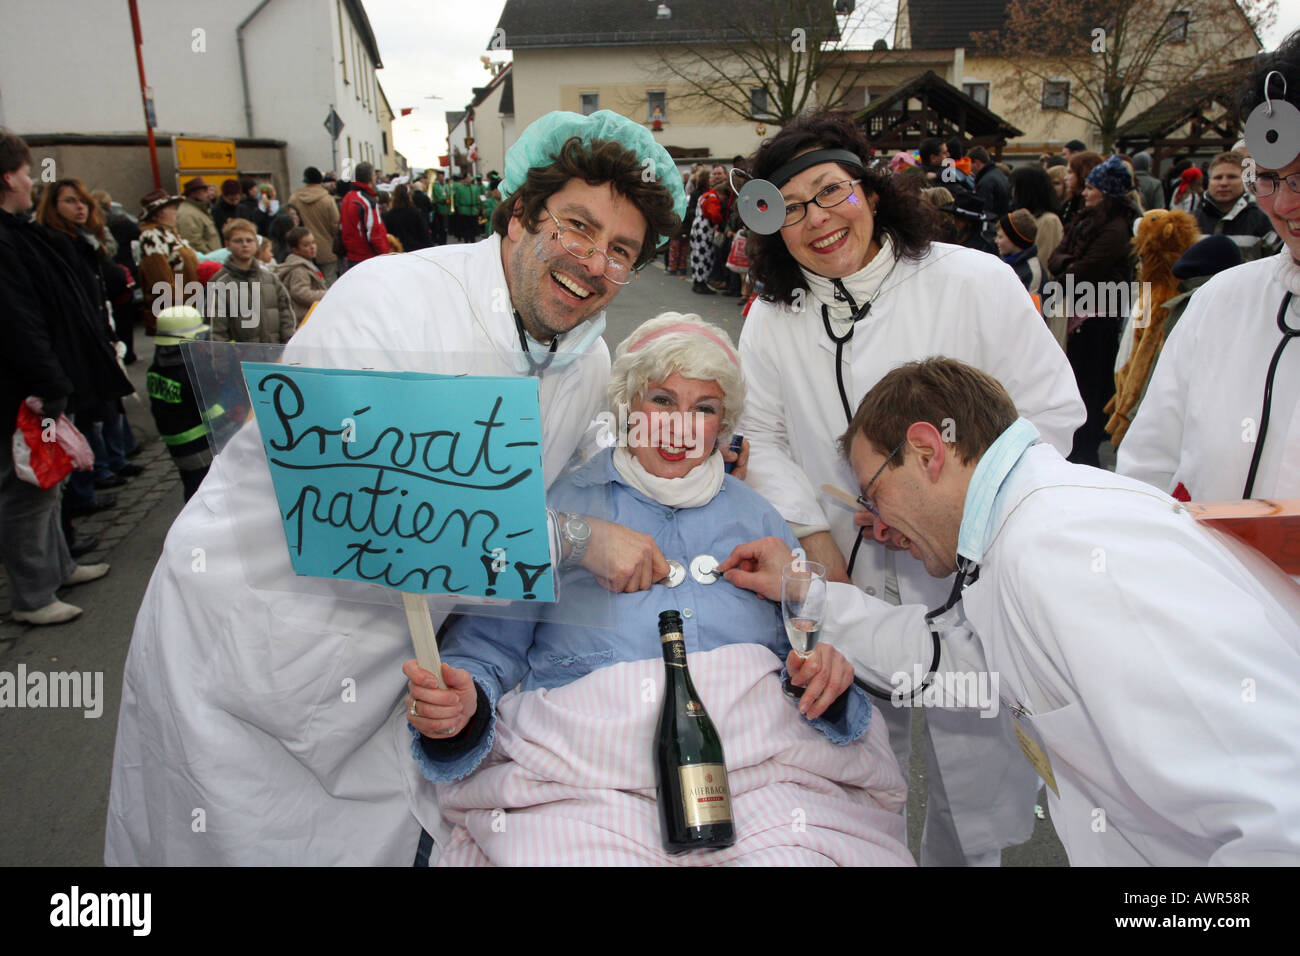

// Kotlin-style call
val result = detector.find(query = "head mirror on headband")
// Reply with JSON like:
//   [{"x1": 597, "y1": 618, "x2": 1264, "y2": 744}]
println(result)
[
  {"x1": 732, "y1": 147, "x2": 868, "y2": 234},
  {"x1": 1244, "y1": 70, "x2": 1300, "y2": 169}
]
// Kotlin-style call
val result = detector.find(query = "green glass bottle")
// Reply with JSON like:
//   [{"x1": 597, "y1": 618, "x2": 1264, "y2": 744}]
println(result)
[{"x1": 654, "y1": 609, "x2": 735, "y2": 854}]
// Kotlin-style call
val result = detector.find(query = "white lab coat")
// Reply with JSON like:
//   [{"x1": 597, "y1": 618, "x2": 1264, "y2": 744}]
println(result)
[
  {"x1": 105, "y1": 236, "x2": 610, "y2": 865},
  {"x1": 822, "y1": 443, "x2": 1300, "y2": 865},
  {"x1": 738, "y1": 242, "x2": 1086, "y2": 859},
  {"x1": 1118, "y1": 252, "x2": 1300, "y2": 499}
]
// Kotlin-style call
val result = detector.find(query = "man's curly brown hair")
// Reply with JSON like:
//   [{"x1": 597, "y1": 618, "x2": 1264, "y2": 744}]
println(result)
[{"x1": 491, "y1": 136, "x2": 680, "y2": 269}]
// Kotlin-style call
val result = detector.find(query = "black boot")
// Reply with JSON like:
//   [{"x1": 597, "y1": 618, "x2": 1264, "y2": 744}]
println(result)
[{"x1": 692, "y1": 280, "x2": 717, "y2": 295}]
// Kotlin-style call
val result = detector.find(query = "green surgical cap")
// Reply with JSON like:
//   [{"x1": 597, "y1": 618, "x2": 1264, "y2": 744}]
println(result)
[{"x1": 503, "y1": 109, "x2": 687, "y2": 245}]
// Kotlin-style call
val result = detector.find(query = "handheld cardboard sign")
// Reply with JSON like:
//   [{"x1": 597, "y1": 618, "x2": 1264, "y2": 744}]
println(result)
[{"x1": 241, "y1": 362, "x2": 554, "y2": 602}]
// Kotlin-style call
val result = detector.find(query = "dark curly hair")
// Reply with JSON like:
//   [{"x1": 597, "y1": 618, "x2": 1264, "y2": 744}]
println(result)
[
  {"x1": 746, "y1": 111, "x2": 932, "y2": 305},
  {"x1": 1238, "y1": 29, "x2": 1300, "y2": 122},
  {"x1": 491, "y1": 136, "x2": 680, "y2": 269}
]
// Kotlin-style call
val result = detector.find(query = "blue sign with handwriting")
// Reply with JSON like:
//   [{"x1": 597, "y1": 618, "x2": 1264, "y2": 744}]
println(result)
[{"x1": 241, "y1": 363, "x2": 553, "y2": 601}]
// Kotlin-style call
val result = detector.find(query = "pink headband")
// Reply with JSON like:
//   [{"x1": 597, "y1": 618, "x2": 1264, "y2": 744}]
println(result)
[{"x1": 626, "y1": 323, "x2": 739, "y2": 367}]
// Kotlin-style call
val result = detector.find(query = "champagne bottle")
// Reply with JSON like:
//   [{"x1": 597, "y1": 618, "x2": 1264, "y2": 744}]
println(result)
[{"x1": 654, "y1": 609, "x2": 735, "y2": 854}]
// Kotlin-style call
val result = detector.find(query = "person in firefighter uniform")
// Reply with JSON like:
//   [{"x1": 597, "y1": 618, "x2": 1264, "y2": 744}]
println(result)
[
  {"x1": 104, "y1": 110, "x2": 686, "y2": 865},
  {"x1": 735, "y1": 112, "x2": 1085, "y2": 865}
]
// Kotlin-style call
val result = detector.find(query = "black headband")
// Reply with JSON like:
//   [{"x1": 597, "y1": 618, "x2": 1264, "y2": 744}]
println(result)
[{"x1": 767, "y1": 148, "x2": 867, "y2": 189}]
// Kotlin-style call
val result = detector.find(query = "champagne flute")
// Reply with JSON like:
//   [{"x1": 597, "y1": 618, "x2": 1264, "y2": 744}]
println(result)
[{"x1": 781, "y1": 560, "x2": 827, "y2": 698}]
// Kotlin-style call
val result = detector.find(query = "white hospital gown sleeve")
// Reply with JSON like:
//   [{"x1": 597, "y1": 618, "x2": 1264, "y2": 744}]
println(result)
[{"x1": 821, "y1": 582, "x2": 989, "y2": 697}]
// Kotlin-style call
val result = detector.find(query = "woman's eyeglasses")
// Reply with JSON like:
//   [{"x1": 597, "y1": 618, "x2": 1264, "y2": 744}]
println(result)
[{"x1": 782, "y1": 179, "x2": 863, "y2": 228}]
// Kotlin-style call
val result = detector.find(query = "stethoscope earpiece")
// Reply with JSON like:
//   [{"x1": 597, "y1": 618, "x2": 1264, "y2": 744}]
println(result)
[{"x1": 1244, "y1": 70, "x2": 1300, "y2": 169}]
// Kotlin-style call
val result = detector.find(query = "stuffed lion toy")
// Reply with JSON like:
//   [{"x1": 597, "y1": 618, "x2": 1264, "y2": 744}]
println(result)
[{"x1": 1105, "y1": 208, "x2": 1201, "y2": 446}]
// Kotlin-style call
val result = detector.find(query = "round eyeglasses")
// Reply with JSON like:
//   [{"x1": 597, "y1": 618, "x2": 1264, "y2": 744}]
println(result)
[
  {"x1": 543, "y1": 208, "x2": 637, "y2": 285},
  {"x1": 782, "y1": 179, "x2": 863, "y2": 228}
]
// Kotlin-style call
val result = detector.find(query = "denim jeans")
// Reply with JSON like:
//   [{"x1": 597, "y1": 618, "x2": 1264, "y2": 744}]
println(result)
[{"x1": 100, "y1": 414, "x2": 132, "y2": 472}]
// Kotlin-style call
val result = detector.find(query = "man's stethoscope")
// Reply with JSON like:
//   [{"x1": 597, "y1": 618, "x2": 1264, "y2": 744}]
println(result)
[
  {"x1": 1243, "y1": 290, "x2": 1298, "y2": 498},
  {"x1": 514, "y1": 309, "x2": 558, "y2": 377}
]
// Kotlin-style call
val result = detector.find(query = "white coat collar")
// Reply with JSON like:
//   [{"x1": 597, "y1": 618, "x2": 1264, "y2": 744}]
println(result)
[
  {"x1": 799, "y1": 234, "x2": 896, "y2": 328},
  {"x1": 957, "y1": 418, "x2": 1041, "y2": 563}
]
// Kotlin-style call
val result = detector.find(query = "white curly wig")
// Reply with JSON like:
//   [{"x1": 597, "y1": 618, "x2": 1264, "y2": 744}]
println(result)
[{"x1": 607, "y1": 312, "x2": 745, "y2": 444}]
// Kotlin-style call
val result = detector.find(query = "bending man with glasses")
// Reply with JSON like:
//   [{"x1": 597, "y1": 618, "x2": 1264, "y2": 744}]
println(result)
[
  {"x1": 733, "y1": 110, "x2": 1084, "y2": 867},
  {"x1": 1120, "y1": 30, "x2": 1300, "y2": 505}
]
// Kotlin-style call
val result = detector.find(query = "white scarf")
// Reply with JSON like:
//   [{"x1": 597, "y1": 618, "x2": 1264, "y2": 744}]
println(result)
[
  {"x1": 612, "y1": 446, "x2": 725, "y2": 508},
  {"x1": 798, "y1": 234, "x2": 895, "y2": 333}
]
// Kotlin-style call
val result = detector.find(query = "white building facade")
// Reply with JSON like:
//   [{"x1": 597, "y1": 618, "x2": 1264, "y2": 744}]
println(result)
[{"x1": 0, "y1": 0, "x2": 394, "y2": 200}]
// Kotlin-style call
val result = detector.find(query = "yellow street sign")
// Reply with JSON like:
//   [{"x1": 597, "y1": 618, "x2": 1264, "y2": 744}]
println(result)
[{"x1": 175, "y1": 137, "x2": 237, "y2": 171}]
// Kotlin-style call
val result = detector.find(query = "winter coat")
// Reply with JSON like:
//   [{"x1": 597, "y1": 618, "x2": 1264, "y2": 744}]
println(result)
[
  {"x1": 1003, "y1": 243, "x2": 1042, "y2": 294},
  {"x1": 1048, "y1": 201, "x2": 1138, "y2": 314},
  {"x1": 1195, "y1": 193, "x2": 1275, "y2": 241},
  {"x1": 0, "y1": 209, "x2": 132, "y2": 426},
  {"x1": 1135, "y1": 170, "x2": 1165, "y2": 212},
  {"x1": 383, "y1": 205, "x2": 431, "y2": 252},
  {"x1": 211, "y1": 198, "x2": 242, "y2": 238},
  {"x1": 1032, "y1": 211, "x2": 1064, "y2": 276},
  {"x1": 176, "y1": 197, "x2": 221, "y2": 253},
  {"x1": 137, "y1": 222, "x2": 200, "y2": 323},
  {"x1": 974, "y1": 164, "x2": 1012, "y2": 217},
  {"x1": 288, "y1": 183, "x2": 340, "y2": 266},
  {"x1": 209, "y1": 259, "x2": 296, "y2": 343},
  {"x1": 274, "y1": 252, "x2": 327, "y2": 323},
  {"x1": 340, "y1": 182, "x2": 388, "y2": 262}
]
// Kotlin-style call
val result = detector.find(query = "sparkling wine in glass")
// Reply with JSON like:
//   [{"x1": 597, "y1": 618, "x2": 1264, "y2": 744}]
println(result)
[{"x1": 781, "y1": 560, "x2": 827, "y2": 697}]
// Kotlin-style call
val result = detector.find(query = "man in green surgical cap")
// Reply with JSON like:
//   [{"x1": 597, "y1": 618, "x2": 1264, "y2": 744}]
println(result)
[{"x1": 106, "y1": 111, "x2": 691, "y2": 867}]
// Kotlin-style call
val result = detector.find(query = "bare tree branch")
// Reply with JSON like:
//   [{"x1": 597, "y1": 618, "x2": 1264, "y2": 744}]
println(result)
[
  {"x1": 643, "y1": 0, "x2": 898, "y2": 126},
  {"x1": 973, "y1": 0, "x2": 1273, "y2": 152}
]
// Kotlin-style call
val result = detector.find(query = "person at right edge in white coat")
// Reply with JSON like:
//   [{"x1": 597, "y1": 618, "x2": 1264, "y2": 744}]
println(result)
[
  {"x1": 1120, "y1": 31, "x2": 1300, "y2": 507},
  {"x1": 736, "y1": 112, "x2": 1085, "y2": 865},
  {"x1": 722, "y1": 358, "x2": 1300, "y2": 865}
]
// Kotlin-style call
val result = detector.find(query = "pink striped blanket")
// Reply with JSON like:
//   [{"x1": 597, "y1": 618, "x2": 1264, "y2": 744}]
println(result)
[{"x1": 434, "y1": 643, "x2": 913, "y2": 866}]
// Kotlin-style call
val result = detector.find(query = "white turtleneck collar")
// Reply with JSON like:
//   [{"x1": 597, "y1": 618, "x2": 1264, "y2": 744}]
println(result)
[
  {"x1": 1275, "y1": 249, "x2": 1300, "y2": 297},
  {"x1": 798, "y1": 234, "x2": 895, "y2": 332}
]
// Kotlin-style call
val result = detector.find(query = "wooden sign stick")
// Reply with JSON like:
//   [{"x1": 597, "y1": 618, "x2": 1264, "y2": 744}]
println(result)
[
  {"x1": 401, "y1": 591, "x2": 446, "y2": 689},
  {"x1": 821, "y1": 483, "x2": 862, "y2": 509}
]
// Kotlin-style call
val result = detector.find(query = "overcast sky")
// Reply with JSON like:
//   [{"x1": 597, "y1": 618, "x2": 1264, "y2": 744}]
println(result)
[
  {"x1": 367, "y1": 0, "x2": 512, "y2": 169},
  {"x1": 367, "y1": 0, "x2": 1298, "y2": 171}
]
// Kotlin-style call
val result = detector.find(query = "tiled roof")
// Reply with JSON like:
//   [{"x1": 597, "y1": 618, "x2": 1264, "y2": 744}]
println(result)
[
  {"x1": 494, "y1": 0, "x2": 840, "y2": 49},
  {"x1": 906, "y1": 0, "x2": 1009, "y2": 51}
]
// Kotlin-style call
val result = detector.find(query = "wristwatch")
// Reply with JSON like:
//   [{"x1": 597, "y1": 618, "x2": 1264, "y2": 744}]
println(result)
[{"x1": 558, "y1": 512, "x2": 591, "y2": 567}]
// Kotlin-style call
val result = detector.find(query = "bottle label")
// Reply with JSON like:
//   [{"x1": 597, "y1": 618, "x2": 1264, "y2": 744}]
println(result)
[
  {"x1": 661, "y1": 635, "x2": 686, "y2": 669},
  {"x1": 678, "y1": 763, "x2": 731, "y2": 828}
]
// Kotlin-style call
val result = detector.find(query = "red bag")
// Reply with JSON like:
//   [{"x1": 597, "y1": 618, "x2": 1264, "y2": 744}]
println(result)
[
  {"x1": 11, "y1": 399, "x2": 94, "y2": 489},
  {"x1": 725, "y1": 230, "x2": 751, "y2": 273}
]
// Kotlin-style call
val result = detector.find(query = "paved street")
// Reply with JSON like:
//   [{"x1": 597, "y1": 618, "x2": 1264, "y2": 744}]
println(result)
[{"x1": 0, "y1": 255, "x2": 1066, "y2": 866}]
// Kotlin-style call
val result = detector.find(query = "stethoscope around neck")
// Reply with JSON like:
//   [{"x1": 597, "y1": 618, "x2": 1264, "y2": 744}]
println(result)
[
  {"x1": 513, "y1": 309, "x2": 558, "y2": 377},
  {"x1": 1243, "y1": 290, "x2": 1299, "y2": 498}
]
